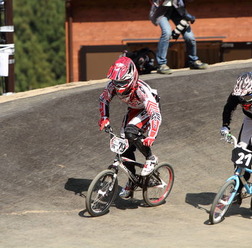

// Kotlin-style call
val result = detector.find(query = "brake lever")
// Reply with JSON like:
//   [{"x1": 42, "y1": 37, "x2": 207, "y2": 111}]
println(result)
[
  {"x1": 104, "y1": 125, "x2": 112, "y2": 133},
  {"x1": 220, "y1": 134, "x2": 233, "y2": 144}
]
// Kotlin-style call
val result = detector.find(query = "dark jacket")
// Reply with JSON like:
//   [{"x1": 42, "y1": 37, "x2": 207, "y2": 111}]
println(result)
[
  {"x1": 222, "y1": 93, "x2": 252, "y2": 127},
  {"x1": 149, "y1": 0, "x2": 194, "y2": 25}
]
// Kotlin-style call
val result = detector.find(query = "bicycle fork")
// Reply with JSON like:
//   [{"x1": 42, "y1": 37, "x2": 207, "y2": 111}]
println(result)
[
  {"x1": 224, "y1": 175, "x2": 240, "y2": 205},
  {"x1": 109, "y1": 173, "x2": 118, "y2": 192},
  {"x1": 224, "y1": 167, "x2": 252, "y2": 204}
]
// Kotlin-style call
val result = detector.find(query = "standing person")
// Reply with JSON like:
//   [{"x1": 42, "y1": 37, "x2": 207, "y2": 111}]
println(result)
[
  {"x1": 98, "y1": 56, "x2": 162, "y2": 198},
  {"x1": 149, "y1": 0, "x2": 208, "y2": 74},
  {"x1": 220, "y1": 72, "x2": 252, "y2": 204}
]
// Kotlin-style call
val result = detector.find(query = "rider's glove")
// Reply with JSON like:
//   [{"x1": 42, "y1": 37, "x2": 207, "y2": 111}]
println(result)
[
  {"x1": 98, "y1": 117, "x2": 110, "y2": 131},
  {"x1": 220, "y1": 126, "x2": 230, "y2": 136},
  {"x1": 143, "y1": 137, "x2": 155, "y2": 147}
]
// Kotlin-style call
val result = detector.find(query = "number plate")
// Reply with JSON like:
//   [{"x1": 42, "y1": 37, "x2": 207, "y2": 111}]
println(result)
[
  {"x1": 110, "y1": 137, "x2": 129, "y2": 154},
  {"x1": 231, "y1": 147, "x2": 252, "y2": 168}
]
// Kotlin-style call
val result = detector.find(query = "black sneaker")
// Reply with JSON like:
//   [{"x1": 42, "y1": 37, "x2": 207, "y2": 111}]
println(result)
[
  {"x1": 189, "y1": 60, "x2": 208, "y2": 69},
  {"x1": 233, "y1": 193, "x2": 242, "y2": 205},
  {"x1": 157, "y1": 64, "x2": 173, "y2": 74}
]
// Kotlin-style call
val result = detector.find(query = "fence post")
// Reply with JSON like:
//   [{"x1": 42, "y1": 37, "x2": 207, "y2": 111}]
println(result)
[{"x1": 0, "y1": 0, "x2": 14, "y2": 93}]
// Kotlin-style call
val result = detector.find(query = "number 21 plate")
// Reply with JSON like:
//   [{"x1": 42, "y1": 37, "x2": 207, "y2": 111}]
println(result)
[{"x1": 231, "y1": 147, "x2": 252, "y2": 168}]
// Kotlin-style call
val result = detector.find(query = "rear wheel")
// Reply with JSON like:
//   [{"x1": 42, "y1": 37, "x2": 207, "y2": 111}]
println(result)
[
  {"x1": 143, "y1": 163, "x2": 174, "y2": 206},
  {"x1": 86, "y1": 169, "x2": 118, "y2": 217},
  {"x1": 209, "y1": 179, "x2": 237, "y2": 224}
]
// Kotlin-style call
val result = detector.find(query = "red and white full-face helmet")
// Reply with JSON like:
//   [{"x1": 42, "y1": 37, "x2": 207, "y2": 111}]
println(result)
[{"x1": 107, "y1": 57, "x2": 138, "y2": 98}]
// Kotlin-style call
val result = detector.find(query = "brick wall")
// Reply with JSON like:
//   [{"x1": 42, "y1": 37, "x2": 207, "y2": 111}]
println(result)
[{"x1": 66, "y1": 0, "x2": 252, "y2": 82}]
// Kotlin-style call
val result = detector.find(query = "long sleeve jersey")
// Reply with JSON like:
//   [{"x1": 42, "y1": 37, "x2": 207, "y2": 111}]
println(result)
[
  {"x1": 222, "y1": 93, "x2": 252, "y2": 127},
  {"x1": 99, "y1": 79, "x2": 162, "y2": 139}
]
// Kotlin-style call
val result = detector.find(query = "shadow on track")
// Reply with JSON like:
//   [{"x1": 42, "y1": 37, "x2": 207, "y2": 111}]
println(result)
[
  {"x1": 185, "y1": 192, "x2": 216, "y2": 213},
  {"x1": 185, "y1": 192, "x2": 252, "y2": 224},
  {"x1": 65, "y1": 178, "x2": 92, "y2": 196},
  {"x1": 65, "y1": 178, "x2": 150, "y2": 217}
]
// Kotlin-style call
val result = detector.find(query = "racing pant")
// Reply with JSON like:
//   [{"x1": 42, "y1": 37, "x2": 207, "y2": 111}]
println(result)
[
  {"x1": 237, "y1": 116, "x2": 252, "y2": 191},
  {"x1": 121, "y1": 108, "x2": 153, "y2": 175}
]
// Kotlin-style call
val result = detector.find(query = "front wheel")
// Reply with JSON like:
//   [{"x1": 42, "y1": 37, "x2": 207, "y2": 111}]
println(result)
[
  {"x1": 86, "y1": 169, "x2": 118, "y2": 217},
  {"x1": 209, "y1": 179, "x2": 237, "y2": 224},
  {"x1": 143, "y1": 163, "x2": 174, "y2": 207}
]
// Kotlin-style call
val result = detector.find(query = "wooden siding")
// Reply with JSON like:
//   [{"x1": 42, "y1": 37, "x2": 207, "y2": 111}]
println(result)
[{"x1": 66, "y1": 0, "x2": 252, "y2": 82}]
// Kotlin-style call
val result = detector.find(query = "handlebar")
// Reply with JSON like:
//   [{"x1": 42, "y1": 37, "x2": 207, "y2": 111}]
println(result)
[
  {"x1": 222, "y1": 133, "x2": 238, "y2": 147},
  {"x1": 222, "y1": 134, "x2": 252, "y2": 154},
  {"x1": 104, "y1": 125, "x2": 116, "y2": 139},
  {"x1": 104, "y1": 125, "x2": 113, "y2": 134}
]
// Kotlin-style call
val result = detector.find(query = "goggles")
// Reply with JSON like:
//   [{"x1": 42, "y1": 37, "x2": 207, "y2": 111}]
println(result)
[
  {"x1": 112, "y1": 79, "x2": 131, "y2": 88},
  {"x1": 239, "y1": 94, "x2": 252, "y2": 103}
]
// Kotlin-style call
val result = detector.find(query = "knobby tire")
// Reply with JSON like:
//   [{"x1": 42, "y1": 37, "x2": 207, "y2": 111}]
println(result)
[
  {"x1": 143, "y1": 163, "x2": 174, "y2": 206},
  {"x1": 209, "y1": 179, "x2": 237, "y2": 224},
  {"x1": 86, "y1": 169, "x2": 118, "y2": 217}
]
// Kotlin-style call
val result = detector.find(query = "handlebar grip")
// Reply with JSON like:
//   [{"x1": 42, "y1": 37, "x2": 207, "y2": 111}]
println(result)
[{"x1": 104, "y1": 125, "x2": 112, "y2": 133}]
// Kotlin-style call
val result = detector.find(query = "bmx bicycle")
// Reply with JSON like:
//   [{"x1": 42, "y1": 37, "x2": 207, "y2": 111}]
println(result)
[
  {"x1": 209, "y1": 133, "x2": 252, "y2": 224},
  {"x1": 85, "y1": 126, "x2": 174, "y2": 217}
]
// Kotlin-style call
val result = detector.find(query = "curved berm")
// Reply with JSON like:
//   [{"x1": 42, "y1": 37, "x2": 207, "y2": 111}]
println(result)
[{"x1": 1, "y1": 60, "x2": 252, "y2": 248}]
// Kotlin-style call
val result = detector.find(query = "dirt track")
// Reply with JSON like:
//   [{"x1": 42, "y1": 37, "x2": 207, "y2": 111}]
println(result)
[{"x1": 1, "y1": 60, "x2": 252, "y2": 248}]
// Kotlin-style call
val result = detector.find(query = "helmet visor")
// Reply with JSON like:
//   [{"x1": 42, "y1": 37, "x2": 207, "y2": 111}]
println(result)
[
  {"x1": 239, "y1": 94, "x2": 252, "y2": 103},
  {"x1": 112, "y1": 79, "x2": 131, "y2": 88}
]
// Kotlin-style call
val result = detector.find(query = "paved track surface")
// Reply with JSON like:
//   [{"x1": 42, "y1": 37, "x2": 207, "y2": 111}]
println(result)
[{"x1": 1, "y1": 60, "x2": 252, "y2": 248}]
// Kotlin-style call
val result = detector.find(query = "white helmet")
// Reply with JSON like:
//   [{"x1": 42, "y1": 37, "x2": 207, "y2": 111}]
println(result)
[{"x1": 233, "y1": 72, "x2": 252, "y2": 97}]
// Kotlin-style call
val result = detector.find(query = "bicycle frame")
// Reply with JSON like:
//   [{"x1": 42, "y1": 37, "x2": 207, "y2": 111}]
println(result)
[
  {"x1": 209, "y1": 134, "x2": 252, "y2": 224},
  {"x1": 110, "y1": 156, "x2": 145, "y2": 188},
  {"x1": 224, "y1": 134, "x2": 252, "y2": 203},
  {"x1": 86, "y1": 126, "x2": 175, "y2": 217},
  {"x1": 226, "y1": 167, "x2": 252, "y2": 194},
  {"x1": 106, "y1": 126, "x2": 145, "y2": 188},
  {"x1": 240, "y1": 168, "x2": 252, "y2": 195}
]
